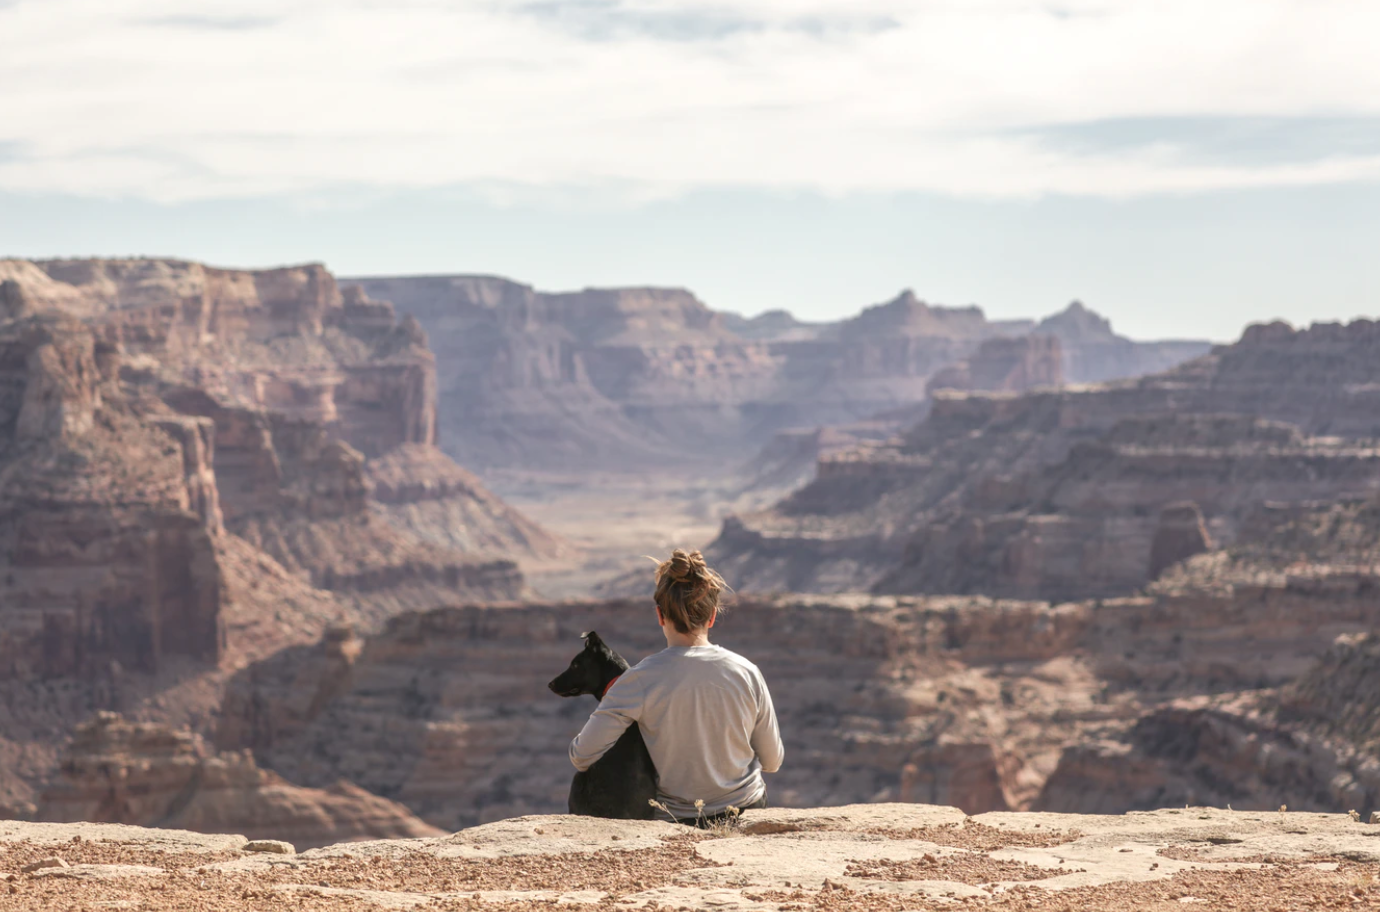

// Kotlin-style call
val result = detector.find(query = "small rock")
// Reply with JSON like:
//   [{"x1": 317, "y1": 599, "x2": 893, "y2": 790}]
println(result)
[
  {"x1": 20, "y1": 858, "x2": 68, "y2": 874},
  {"x1": 1371, "y1": 811, "x2": 1380, "y2": 825},
  {"x1": 243, "y1": 840, "x2": 296, "y2": 855}
]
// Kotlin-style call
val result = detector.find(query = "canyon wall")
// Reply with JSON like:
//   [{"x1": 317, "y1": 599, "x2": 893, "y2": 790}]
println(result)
[
  {"x1": 347, "y1": 275, "x2": 1204, "y2": 473},
  {"x1": 216, "y1": 538, "x2": 1380, "y2": 828},
  {"x1": 713, "y1": 318, "x2": 1380, "y2": 599},
  {"x1": 37, "y1": 711, "x2": 442, "y2": 849},
  {"x1": 1035, "y1": 301, "x2": 1210, "y2": 384},
  {"x1": 0, "y1": 258, "x2": 554, "y2": 634},
  {"x1": 0, "y1": 315, "x2": 226, "y2": 681},
  {"x1": 0, "y1": 258, "x2": 561, "y2": 819}
]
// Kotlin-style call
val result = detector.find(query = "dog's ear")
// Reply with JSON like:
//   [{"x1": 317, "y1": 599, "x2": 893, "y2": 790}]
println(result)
[{"x1": 583, "y1": 631, "x2": 604, "y2": 648}]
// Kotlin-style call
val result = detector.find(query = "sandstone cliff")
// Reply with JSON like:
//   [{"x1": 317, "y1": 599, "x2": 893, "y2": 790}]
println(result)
[
  {"x1": 1036, "y1": 301, "x2": 1210, "y2": 383},
  {"x1": 0, "y1": 315, "x2": 226, "y2": 681},
  {"x1": 0, "y1": 258, "x2": 554, "y2": 622},
  {"x1": 713, "y1": 317, "x2": 1380, "y2": 598},
  {"x1": 36, "y1": 712, "x2": 441, "y2": 849},
  {"x1": 0, "y1": 258, "x2": 559, "y2": 825},
  {"x1": 215, "y1": 533, "x2": 1380, "y2": 828},
  {"x1": 1034, "y1": 630, "x2": 1380, "y2": 818},
  {"x1": 926, "y1": 334, "x2": 1065, "y2": 396},
  {"x1": 346, "y1": 275, "x2": 1204, "y2": 474}
]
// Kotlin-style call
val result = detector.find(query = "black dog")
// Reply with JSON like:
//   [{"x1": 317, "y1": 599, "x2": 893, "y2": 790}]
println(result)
[{"x1": 548, "y1": 631, "x2": 658, "y2": 819}]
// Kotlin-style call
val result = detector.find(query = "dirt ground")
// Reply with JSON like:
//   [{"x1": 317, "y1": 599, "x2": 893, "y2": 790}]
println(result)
[{"x1": 4, "y1": 804, "x2": 1380, "y2": 911}]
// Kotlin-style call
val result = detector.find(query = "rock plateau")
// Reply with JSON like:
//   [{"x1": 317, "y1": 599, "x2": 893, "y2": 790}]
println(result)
[
  {"x1": 2, "y1": 804, "x2": 1378, "y2": 911},
  {"x1": 713, "y1": 318, "x2": 1380, "y2": 598},
  {"x1": 0, "y1": 258, "x2": 559, "y2": 824},
  {"x1": 346, "y1": 276, "x2": 1207, "y2": 474}
]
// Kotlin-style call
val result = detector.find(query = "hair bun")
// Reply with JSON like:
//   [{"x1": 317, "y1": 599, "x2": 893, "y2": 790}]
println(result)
[
  {"x1": 667, "y1": 548, "x2": 707, "y2": 584},
  {"x1": 653, "y1": 549, "x2": 728, "y2": 635}
]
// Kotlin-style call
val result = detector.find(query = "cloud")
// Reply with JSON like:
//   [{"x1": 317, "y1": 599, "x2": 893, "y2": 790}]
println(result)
[
  {"x1": 512, "y1": 0, "x2": 898, "y2": 43},
  {"x1": 133, "y1": 14, "x2": 281, "y2": 30},
  {"x1": 2, "y1": 0, "x2": 1379, "y2": 202},
  {"x1": 1019, "y1": 116, "x2": 1380, "y2": 168}
]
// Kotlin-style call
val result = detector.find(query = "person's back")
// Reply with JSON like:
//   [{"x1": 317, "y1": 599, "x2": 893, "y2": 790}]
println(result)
[
  {"x1": 584, "y1": 643, "x2": 781, "y2": 818},
  {"x1": 568, "y1": 549, "x2": 784, "y2": 822}
]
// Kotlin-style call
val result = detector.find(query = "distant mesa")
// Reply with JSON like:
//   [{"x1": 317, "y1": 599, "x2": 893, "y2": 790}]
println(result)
[
  {"x1": 1036, "y1": 299, "x2": 1211, "y2": 383},
  {"x1": 710, "y1": 315, "x2": 1380, "y2": 599},
  {"x1": 1035, "y1": 299, "x2": 1113, "y2": 341},
  {"x1": 926, "y1": 334, "x2": 1065, "y2": 395},
  {"x1": 345, "y1": 274, "x2": 1209, "y2": 473}
]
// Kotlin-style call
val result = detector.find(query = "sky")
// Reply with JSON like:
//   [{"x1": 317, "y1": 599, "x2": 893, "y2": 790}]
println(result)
[{"x1": 2, "y1": 0, "x2": 1378, "y2": 341}]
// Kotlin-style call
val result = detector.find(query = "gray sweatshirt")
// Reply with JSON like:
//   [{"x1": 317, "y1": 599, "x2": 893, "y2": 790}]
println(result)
[{"x1": 568, "y1": 644, "x2": 784, "y2": 818}]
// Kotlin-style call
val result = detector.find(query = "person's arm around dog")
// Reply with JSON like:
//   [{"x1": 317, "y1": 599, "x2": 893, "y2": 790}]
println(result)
[
  {"x1": 569, "y1": 674, "x2": 641, "y2": 771},
  {"x1": 568, "y1": 548, "x2": 784, "y2": 822}
]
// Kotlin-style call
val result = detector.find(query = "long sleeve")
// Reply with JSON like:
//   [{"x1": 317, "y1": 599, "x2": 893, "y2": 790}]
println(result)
[
  {"x1": 569, "y1": 676, "x2": 643, "y2": 771},
  {"x1": 750, "y1": 675, "x2": 784, "y2": 773}
]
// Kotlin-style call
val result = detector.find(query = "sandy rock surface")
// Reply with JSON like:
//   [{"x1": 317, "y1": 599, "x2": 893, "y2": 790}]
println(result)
[{"x1": 2, "y1": 804, "x2": 1378, "y2": 910}]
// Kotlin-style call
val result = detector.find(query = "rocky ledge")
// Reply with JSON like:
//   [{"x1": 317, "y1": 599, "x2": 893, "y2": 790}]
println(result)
[{"x1": 2, "y1": 804, "x2": 1378, "y2": 910}]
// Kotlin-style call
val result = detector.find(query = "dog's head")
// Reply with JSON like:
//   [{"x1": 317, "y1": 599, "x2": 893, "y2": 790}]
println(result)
[{"x1": 548, "y1": 631, "x2": 630, "y2": 700}]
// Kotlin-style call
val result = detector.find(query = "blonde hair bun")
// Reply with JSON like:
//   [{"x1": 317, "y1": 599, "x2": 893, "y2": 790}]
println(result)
[
  {"x1": 654, "y1": 549, "x2": 727, "y2": 634},
  {"x1": 666, "y1": 548, "x2": 708, "y2": 584}
]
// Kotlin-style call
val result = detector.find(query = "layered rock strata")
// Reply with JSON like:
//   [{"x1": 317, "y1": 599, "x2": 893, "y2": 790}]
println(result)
[
  {"x1": 0, "y1": 316, "x2": 227, "y2": 681},
  {"x1": 714, "y1": 318, "x2": 1380, "y2": 599},
  {"x1": 216, "y1": 552, "x2": 1380, "y2": 827},
  {"x1": 0, "y1": 258, "x2": 554, "y2": 631},
  {"x1": 926, "y1": 334, "x2": 1065, "y2": 395},
  {"x1": 347, "y1": 275, "x2": 1204, "y2": 473},
  {"x1": 37, "y1": 711, "x2": 441, "y2": 849},
  {"x1": 1036, "y1": 300, "x2": 1210, "y2": 383},
  {"x1": 0, "y1": 258, "x2": 558, "y2": 819}
]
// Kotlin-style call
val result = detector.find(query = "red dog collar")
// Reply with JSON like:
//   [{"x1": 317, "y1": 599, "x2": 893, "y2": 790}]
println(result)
[{"x1": 600, "y1": 675, "x2": 622, "y2": 699}]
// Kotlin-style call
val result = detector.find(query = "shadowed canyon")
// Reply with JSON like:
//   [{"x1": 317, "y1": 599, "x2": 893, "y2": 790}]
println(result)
[{"x1": 3, "y1": 256, "x2": 1380, "y2": 855}]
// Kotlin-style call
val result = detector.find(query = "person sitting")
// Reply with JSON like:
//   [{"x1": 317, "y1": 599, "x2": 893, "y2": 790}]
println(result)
[{"x1": 568, "y1": 549, "x2": 784, "y2": 825}]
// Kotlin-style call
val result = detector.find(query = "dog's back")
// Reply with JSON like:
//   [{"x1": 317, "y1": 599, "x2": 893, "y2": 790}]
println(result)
[{"x1": 548, "y1": 632, "x2": 659, "y2": 819}]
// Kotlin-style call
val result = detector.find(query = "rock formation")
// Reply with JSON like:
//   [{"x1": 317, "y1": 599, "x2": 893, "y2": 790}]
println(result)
[
  {"x1": 1148, "y1": 502, "x2": 1214, "y2": 580},
  {"x1": 6, "y1": 805, "x2": 1380, "y2": 911},
  {"x1": 346, "y1": 275, "x2": 1205, "y2": 473},
  {"x1": 0, "y1": 257, "x2": 555, "y2": 627},
  {"x1": 926, "y1": 334, "x2": 1065, "y2": 395},
  {"x1": 1037, "y1": 300, "x2": 1211, "y2": 383},
  {"x1": 36, "y1": 711, "x2": 441, "y2": 849},
  {"x1": 366, "y1": 443, "x2": 563, "y2": 558},
  {"x1": 216, "y1": 515, "x2": 1380, "y2": 827},
  {"x1": 0, "y1": 257, "x2": 560, "y2": 815},
  {"x1": 0, "y1": 315, "x2": 227, "y2": 681},
  {"x1": 713, "y1": 318, "x2": 1380, "y2": 598}
]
